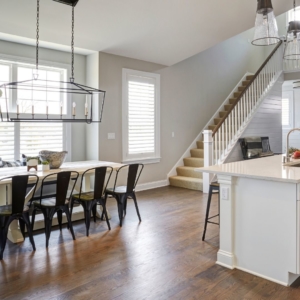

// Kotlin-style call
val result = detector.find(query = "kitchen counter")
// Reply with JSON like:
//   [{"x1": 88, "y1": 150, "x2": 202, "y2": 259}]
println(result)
[
  {"x1": 196, "y1": 155, "x2": 300, "y2": 287},
  {"x1": 198, "y1": 154, "x2": 300, "y2": 183}
]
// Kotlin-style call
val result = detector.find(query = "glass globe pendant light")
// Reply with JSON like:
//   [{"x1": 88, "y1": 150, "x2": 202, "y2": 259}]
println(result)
[
  {"x1": 284, "y1": 0, "x2": 300, "y2": 61},
  {"x1": 252, "y1": 0, "x2": 280, "y2": 46}
]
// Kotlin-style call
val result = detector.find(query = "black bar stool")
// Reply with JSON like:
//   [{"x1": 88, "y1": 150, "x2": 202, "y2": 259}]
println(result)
[{"x1": 202, "y1": 182, "x2": 220, "y2": 241}]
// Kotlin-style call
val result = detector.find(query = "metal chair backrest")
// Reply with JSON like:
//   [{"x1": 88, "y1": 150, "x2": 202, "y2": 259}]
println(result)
[
  {"x1": 78, "y1": 166, "x2": 113, "y2": 200},
  {"x1": 39, "y1": 171, "x2": 79, "y2": 206},
  {"x1": 113, "y1": 164, "x2": 144, "y2": 193},
  {"x1": 0, "y1": 175, "x2": 39, "y2": 214}
]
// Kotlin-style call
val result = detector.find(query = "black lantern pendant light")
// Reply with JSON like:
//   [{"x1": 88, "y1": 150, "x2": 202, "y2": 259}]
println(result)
[
  {"x1": 252, "y1": 0, "x2": 280, "y2": 46},
  {"x1": 284, "y1": 0, "x2": 300, "y2": 61},
  {"x1": 0, "y1": 0, "x2": 105, "y2": 123}
]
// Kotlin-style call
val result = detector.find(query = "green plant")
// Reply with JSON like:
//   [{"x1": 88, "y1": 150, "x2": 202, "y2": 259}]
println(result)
[
  {"x1": 41, "y1": 160, "x2": 49, "y2": 165},
  {"x1": 289, "y1": 147, "x2": 300, "y2": 155}
]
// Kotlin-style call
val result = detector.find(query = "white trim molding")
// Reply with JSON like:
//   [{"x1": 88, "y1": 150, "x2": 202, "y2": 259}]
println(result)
[{"x1": 135, "y1": 179, "x2": 169, "y2": 192}]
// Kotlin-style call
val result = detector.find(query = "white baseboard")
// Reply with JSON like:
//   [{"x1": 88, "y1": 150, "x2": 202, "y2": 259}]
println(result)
[
  {"x1": 135, "y1": 179, "x2": 169, "y2": 192},
  {"x1": 216, "y1": 250, "x2": 235, "y2": 269},
  {"x1": 235, "y1": 266, "x2": 291, "y2": 287}
]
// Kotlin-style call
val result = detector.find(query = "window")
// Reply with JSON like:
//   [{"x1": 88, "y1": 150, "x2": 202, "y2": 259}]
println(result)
[
  {"x1": 288, "y1": 7, "x2": 300, "y2": 23},
  {"x1": 282, "y1": 90, "x2": 293, "y2": 129},
  {"x1": 0, "y1": 57, "x2": 68, "y2": 161},
  {"x1": 122, "y1": 69, "x2": 160, "y2": 164}
]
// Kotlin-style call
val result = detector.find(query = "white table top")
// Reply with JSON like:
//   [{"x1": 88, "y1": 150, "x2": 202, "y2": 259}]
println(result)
[
  {"x1": 0, "y1": 160, "x2": 124, "y2": 183},
  {"x1": 196, "y1": 155, "x2": 300, "y2": 183}
]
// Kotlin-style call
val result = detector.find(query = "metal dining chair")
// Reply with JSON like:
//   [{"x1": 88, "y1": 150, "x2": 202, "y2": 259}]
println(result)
[
  {"x1": 0, "y1": 175, "x2": 39, "y2": 260},
  {"x1": 105, "y1": 164, "x2": 144, "y2": 227},
  {"x1": 31, "y1": 171, "x2": 79, "y2": 248},
  {"x1": 70, "y1": 166, "x2": 113, "y2": 236}
]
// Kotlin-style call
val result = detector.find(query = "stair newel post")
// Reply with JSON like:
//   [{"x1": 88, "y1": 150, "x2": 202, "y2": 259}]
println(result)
[{"x1": 203, "y1": 130, "x2": 213, "y2": 193}]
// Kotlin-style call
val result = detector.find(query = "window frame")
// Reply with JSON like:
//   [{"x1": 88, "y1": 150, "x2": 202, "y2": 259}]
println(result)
[
  {"x1": 122, "y1": 68, "x2": 160, "y2": 164},
  {"x1": 287, "y1": 7, "x2": 300, "y2": 25},
  {"x1": 0, "y1": 53, "x2": 72, "y2": 161}
]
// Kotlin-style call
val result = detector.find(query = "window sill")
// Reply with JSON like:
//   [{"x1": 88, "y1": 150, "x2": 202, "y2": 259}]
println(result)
[{"x1": 122, "y1": 157, "x2": 161, "y2": 165}]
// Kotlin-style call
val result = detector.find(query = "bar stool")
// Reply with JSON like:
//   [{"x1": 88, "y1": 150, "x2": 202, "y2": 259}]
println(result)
[{"x1": 202, "y1": 182, "x2": 220, "y2": 241}]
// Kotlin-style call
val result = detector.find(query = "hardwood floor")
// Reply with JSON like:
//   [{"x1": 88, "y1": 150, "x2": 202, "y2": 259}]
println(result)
[{"x1": 1, "y1": 186, "x2": 300, "y2": 299}]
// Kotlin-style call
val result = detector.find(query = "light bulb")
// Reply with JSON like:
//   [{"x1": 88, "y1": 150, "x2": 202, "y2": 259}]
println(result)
[{"x1": 262, "y1": 14, "x2": 268, "y2": 26}]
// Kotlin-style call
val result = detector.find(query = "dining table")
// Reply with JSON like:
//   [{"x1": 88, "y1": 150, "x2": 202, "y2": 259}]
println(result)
[{"x1": 0, "y1": 160, "x2": 123, "y2": 243}]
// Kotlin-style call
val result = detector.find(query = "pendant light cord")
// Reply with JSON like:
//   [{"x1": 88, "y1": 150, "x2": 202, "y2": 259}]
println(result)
[
  {"x1": 71, "y1": 5, "x2": 75, "y2": 82},
  {"x1": 36, "y1": 0, "x2": 40, "y2": 78}
]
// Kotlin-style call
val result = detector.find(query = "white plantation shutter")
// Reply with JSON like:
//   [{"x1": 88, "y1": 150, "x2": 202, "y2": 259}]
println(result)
[
  {"x1": 123, "y1": 69, "x2": 160, "y2": 163},
  {"x1": 20, "y1": 123, "x2": 63, "y2": 157},
  {"x1": 128, "y1": 78, "x2": 155, "y2": 154},
  {"x1": 0, "y1": 123, "x2": 14, "y2": 160}
]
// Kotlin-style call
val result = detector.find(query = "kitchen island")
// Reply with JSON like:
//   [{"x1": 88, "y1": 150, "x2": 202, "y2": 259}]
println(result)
[{"x1": 196, "y1": 155, "x2": 300, "y2": 286}]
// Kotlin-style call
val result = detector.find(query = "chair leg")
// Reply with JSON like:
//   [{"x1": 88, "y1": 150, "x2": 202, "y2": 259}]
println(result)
[
  {"x1": 83, "y1": 207, "x2": 92, "y2": 237},
  {"x1": 64, "y1": 207, "x2": 76, "y2": 241},
  {"x1": 124, "y1": 197, "x2": 128, "y2": 216},
  {"x1": 101, "y1": 194, "x2": 108, "y2": 220},
  {"x1": 132, "y1": 193, "x2": 141, "y2": 222},
  {"x1": 0, "y1": 217, "x2": 13, "y2": 260},
  {"x1": 57, "y1": 210, "x2": 63, "y2": 231},
  {"x1": 92, "y1": 204, "x2": 97, "y2": 223},
  {"x1": 19, "y1": 218, "x2": 26, "y2": 239},
  {"x1": 42, "y1": 208, "x2": 54, "y2": 248},
  {"x1": 117, "y1": 195, "x2": 124, "y2": 227},
  {"x1": 101, "y1": 200, "x2": 111, "y2": 230},
  {"x1": 31, "y1": 208, "x2": 37, "y2": 231},
  {"x1": 202, "y1": 186, "x2": 213, "y2": 241},
  {"x1": 22, "y1": 212, "x2": 36, "y2": 251}
]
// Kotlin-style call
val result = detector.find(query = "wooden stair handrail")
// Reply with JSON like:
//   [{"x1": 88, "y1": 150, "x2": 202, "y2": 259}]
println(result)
[{"x1": 212, "y1": 40, "x2": 283, "y2": 137}]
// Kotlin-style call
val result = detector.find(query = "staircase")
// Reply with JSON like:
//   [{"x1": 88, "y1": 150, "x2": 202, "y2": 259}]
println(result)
[
  {"x1": 169, "y1": 41, "x2": 284, "y2": 191},
  {"x1": 169, "y1": 75, "x2": 254, "y2": 191}
]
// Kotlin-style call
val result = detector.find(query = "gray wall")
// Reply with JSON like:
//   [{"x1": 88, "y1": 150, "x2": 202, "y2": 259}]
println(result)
[
  {"x1": 95, "y1": 27, "x2": 267, "y2": 184},
  {"x1": 0, "y1": 39, "x2": 87, "y2": 162}
]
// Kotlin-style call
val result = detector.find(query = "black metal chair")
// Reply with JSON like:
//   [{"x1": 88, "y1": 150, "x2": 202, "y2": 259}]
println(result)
[
  {"x1": 0, "y1": 175, "x2": 39, "y2": 260},
  {"x1": 31, "y1": 171, "x2": 79, "y2": 248},
  {"x1": 202, "y1": 182, "x2": 220, "y2": 241},
  {"x1": 105, "y1": 164, "x2": 144, "y2": 227},
  {"x1": 70, "y1": 166, "x2": 113, "y2": 236}
]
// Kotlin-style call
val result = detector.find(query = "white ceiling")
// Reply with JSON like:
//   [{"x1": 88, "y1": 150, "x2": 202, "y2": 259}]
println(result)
[{"x1": 0, "y1": 0, "x2": 291, "y2": 66}]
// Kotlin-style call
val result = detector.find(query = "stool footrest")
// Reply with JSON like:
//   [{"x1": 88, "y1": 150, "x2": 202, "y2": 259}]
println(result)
[
  {"x1": 207, "y1": 214, "x2": 219, "y2": 220},
  {"x1": 207, "y1": 221, "x2": 219, "y2": 225}
]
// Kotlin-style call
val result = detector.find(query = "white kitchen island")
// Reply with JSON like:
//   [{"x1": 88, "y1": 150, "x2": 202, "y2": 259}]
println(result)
[{"x1": 196, "y1": 155, "x2": 300, "y2": 286}]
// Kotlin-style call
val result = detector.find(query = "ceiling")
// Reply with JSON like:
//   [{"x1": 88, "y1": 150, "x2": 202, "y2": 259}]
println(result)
[{"x1": 0, "y1": 0, "x2": 291, "y2": 66}]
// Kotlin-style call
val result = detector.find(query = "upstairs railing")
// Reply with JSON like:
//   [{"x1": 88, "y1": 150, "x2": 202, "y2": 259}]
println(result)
[{"x1": 211, "y1": 40, "x2": 283, "y2": 164}]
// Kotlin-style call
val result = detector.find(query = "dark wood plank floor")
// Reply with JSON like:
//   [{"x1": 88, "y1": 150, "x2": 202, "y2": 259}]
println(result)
[{"x1": 1, "y1": 186, "x2": 300, "y2": 299}]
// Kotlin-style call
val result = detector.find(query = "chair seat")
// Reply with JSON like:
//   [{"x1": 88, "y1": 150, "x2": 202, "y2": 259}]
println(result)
[
  {"x1": 72, "y1": 192, "x2": 95, "y2": 201},
  {"x1": 106, "y1": 186, "x2": 131, "y2": 194},
  {"x1": 33, "y1": 197, "x2": 69, "y2": 207},
  {"x1": 0, "y1": 204, "x2": 29, "y2": 216}
]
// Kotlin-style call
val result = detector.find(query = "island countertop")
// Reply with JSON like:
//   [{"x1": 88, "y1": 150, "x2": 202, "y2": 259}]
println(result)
[{"x1": 195, "y1": 154, "x2": 300, "y2": 184}]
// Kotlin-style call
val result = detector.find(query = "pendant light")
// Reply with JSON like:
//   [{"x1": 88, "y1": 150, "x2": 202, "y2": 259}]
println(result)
[
  {"x1": 252, "y1": 0, "x2": 280, "y2": 46},
  {"x1": 0, "y1": 0, "x2": 105, "y2": 123},
  {"x1": 284, "y1": 0, "x2": 300, "y2": 61}
]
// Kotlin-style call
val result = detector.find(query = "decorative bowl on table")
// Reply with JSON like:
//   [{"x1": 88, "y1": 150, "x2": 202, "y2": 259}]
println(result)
[{"x1": 39, "y1": 150, "x2": 68, "y2": 169}]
